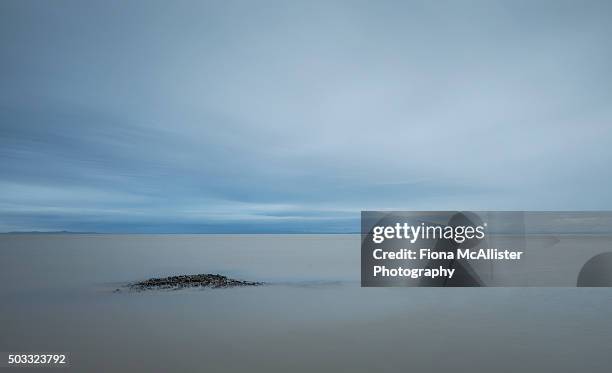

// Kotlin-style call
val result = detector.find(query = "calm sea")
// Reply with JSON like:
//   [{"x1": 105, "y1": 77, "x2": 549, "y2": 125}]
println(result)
[{"x1": 1, "y1": 234, "x2": 611, "y2": 372}]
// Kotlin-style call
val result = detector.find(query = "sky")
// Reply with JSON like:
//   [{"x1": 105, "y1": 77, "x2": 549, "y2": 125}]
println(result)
[{"x1": 1, "y1": 0, "x2": 612, "y2": 233}]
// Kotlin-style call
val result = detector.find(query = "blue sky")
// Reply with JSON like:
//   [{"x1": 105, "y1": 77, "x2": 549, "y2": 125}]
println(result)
[{"x1": 1, "y1": 0, "x2": 612, "y2": 232}]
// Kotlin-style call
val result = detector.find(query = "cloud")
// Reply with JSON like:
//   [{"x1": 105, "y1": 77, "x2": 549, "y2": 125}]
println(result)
[{"x1": 1, "y1": 0, "x2": 612, "y2": 232}]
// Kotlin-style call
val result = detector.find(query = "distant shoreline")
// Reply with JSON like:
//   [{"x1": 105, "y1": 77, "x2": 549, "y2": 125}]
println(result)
[
  {"x1": 1, "y1": 231, "x2": 360, "y2": 235},
  {"x1": 2, "y1": 231, "x2": 99, "y2": 235}
]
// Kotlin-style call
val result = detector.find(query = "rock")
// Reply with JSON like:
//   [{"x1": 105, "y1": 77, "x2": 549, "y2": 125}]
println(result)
[{"x1": 127, "y1": 273, "x2": 263, "y2": 291}]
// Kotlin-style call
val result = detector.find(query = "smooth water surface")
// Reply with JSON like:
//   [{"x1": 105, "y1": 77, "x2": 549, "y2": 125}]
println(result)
[{"x1": 1, "y1": 234, "x2": 611, "y2": 372}]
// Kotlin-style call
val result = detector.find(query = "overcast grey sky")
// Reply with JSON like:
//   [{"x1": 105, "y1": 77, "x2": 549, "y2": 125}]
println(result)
[{"x1": 1, "y1": 0, "x2": 611, "y2": 232}]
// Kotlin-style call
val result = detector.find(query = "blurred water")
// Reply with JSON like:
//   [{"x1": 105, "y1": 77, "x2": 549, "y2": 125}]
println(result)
[{"x1": 1, "y1": 234, "x2": 611, "y2": 372}]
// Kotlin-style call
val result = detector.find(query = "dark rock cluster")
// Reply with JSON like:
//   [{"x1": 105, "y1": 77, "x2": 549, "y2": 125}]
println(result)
[{"x1": 127, "y1": 273, "x2": 263, "y2": 291}]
